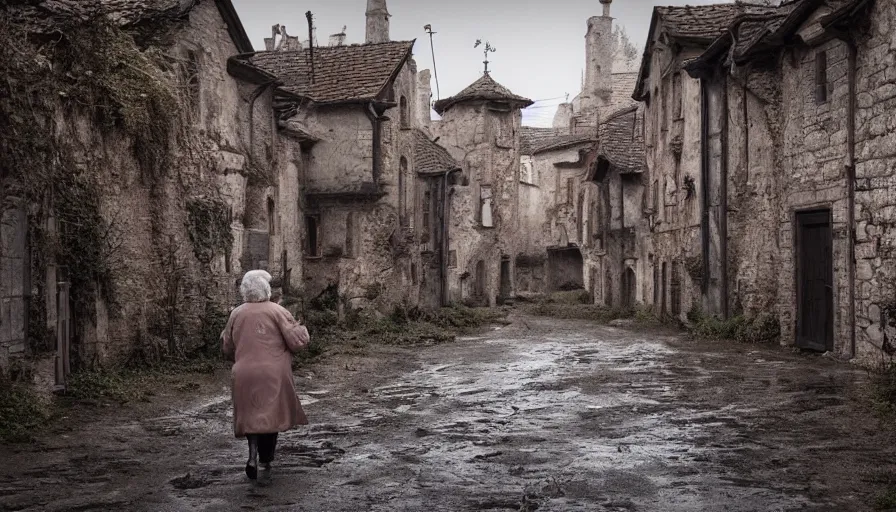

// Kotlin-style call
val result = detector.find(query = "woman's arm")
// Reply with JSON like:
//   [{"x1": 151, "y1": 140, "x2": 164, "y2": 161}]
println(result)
[
  {"x1": 275, "y1": 305, "x2": 310, "y2": 353},
  {"x1": 221, "y1": 309, "x2": 237, "y2": 361}
]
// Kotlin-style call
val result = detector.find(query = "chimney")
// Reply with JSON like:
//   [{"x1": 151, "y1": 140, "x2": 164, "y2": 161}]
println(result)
[
  {"x1": 552, "y1": 103, "x2": 574, "y2": 133},
  {"x1": 329, "y1": 26, "x2": 347, "y2": 46},
  {"x1": 417, "y1": 70, "x2": 432, "y2": 129},
  {"x1": 584, "y1": 0, "x2": 614, "y2": 110},
  {"x1": 264, "y1": 24, "x2": 280, "y2": 51},
  {"x1": 366, "y1": 0, "x2": 390, "y2": 44}
]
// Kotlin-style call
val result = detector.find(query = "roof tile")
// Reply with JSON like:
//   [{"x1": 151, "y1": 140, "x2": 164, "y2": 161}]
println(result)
[
  {"x1": 434, "y1": 72, "x2": 533, "y2": 114},
  {"x1": 247, "y1": 41, "x2": 414, "y2": 104},
  {"x1": 414, "y1": 130, "x2": 460, "y2": 175},
  {"x1": 597, "y1": 106, "x2": 645, "y2": 173}
]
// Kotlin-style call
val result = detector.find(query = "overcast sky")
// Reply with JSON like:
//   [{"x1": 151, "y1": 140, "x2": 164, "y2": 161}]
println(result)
[{"x1": 230, "y1": 0, "x2": 728, "y2": 126}]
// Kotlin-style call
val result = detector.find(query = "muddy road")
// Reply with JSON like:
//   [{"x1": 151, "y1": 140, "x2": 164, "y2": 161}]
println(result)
[{"x1": 2, "y1": 314, "x2": 895, "y2": 511}]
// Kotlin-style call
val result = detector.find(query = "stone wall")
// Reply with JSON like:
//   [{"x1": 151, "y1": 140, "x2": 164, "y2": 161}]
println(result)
[
  {"x1": 434, "y1": 100, "x2": 521, "y2": 306},
  {"x1": 642, "y1": 42, "x2": 706, "y2": 320},
  {"x1": 852, "y1": 0, "x2": 896, "y2": 358}
]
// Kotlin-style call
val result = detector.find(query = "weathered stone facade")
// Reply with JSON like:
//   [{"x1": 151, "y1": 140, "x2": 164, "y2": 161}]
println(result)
[
  {"x1": 635, "y1": 0, "x2": 896, "y2": 361},
  {"x1": 0, "y1": 0, "x2": 296, "y2": 380}
]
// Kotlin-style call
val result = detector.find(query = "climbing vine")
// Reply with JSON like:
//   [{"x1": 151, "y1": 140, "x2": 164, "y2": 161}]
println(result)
[
  {"x1": 186, "y1": 198, "x2": 233, "y2": 265},
  {"x1": 0, "y1": 13, "x2": 184, "y2": 352}
]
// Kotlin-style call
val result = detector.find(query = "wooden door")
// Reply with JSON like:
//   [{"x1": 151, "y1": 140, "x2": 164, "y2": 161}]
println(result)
[{"x1": 796, "y1": 210, "x2": 833, "y2": 351}]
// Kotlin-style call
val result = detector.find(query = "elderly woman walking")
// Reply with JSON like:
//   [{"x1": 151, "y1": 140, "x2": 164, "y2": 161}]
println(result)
[{"x1": 221, "y1": 270, "x2": 310, "y2": 486}]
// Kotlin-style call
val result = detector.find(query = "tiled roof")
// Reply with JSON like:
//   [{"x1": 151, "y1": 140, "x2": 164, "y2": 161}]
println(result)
[
  {"x1": 655, "y1": 3, "x2": 777, "y2": 43},
  {"x1": 520, "y1": 127, "x2": 564, "y2": 155},
  {"x1": 6, "y1": 0, "x2": 192, "y2": 31},
  {"x1": 414, "y1": 130, "x2": 460, "y2": 175},
  {"x1": 609, "y1": 72, "x2": 639, "y2": 110},
  {"x1": 597, "y1": 106, "x2": 645, "y2": 173},
  {"x1": 434, "y1": 72, "x2": 533, "y2": 115},
  {"x1": 684, "y1": 0, "x2": 868, "y2": 76},
  {"x1": 245, "y1": 41, "x2": 415, "y2": 104},
  {"x1": 6, "y1": 0, "x2": 253, "y2": 52},
  {"x1": 532, "y1": 134, "x2": 595, "y2": 155}
]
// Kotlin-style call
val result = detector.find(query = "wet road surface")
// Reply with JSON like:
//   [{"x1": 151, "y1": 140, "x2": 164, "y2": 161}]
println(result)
[{"x1": 2, "y1": 314, "x2": 894, "y2": 511}]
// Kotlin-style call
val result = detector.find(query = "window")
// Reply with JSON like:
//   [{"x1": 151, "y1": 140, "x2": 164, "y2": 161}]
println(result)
[
  {"x1": 400, "y1": 96, "x2": 410, "y2": 129},
  {"x1": 815, "y1": 51, "x2": 828, "y2": 104},
  {"x1": 480, "y1": 186, "x2": 494, "y2": 227},
  {"x1": 576, "y1": 192, "x2": 584, "y2": 242},
  {"x1": 399, "y1": 157, "x2": 408, "y2": 226},
  {"x1": 422, "y1": 190, "x2": 431, "y2": 240},
  {"x1": 305, "y1": 215, "x2": 320, "y2": 257},
  {"x1": 267, "y1": 197, "x2": 275, "y2": 235},
  {"x1": 672, "y1": 72, "x2": 683, "y2": 119},
  {"x1": 566, "y1": 178, "x2": 575, "y2": 205},
  {"x1": 448, "y1": 250, "x2": 457, "y2": 268},
  {"x1": 520, "y1": 158, "x2": 535, "y2": 185},
  {"x1": 345, "y1": 213, "x2": 357, "y2": 258},
  {"x1": 652, "y1": 180, "x2": 659, "y2": 214},
  {"x1": 411, "y1": 263, "x2": 418, "y2": 285},
  {"x1": 661, "y1": 85, "x2": 668, "y2": 132}
]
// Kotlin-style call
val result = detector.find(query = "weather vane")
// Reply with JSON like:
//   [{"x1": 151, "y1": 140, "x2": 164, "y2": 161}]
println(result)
[{"x1": 474, "y1": 39, "x2": 496, "y2": 74}]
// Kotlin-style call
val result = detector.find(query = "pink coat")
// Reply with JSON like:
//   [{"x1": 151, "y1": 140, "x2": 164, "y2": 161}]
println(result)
[{"x1": 221, "y1": 301, "x2": 310, "y2": 437}]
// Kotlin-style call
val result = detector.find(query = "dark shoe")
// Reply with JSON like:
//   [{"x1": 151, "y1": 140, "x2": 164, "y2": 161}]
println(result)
[
  {"x1": 245, "y1": 462, "x2": 257, "y2": 480},
  {"x1": 257, "y1": 463, "x2": 272, "y2": 487}
]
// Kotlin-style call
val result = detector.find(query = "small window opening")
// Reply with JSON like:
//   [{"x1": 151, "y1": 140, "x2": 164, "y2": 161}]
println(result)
[
  {"x1": 566, "y1": 178, "x2": 575, "y2": 205},
  {"x1": 815, "y1": 51, "x2": 828, "y2": 104},
  {"x1": 400, "y1": 96, "x2": 410, "y2": 129},
  {"x1": 480, "y1": 186, "x2": 494, "y2": 227},
  {"x1": 305, "y1": 215, "x2": 320, "y2": 257},
  {"x1": 267, "y1": 197, "x2": 275, "y2": 235},
  {"x1": 399, "y1": 157, "x2": 408, "y2": 226},
  {"x1": 345, "y1": 213, "x2": 356, "y2": 258},
  {"x1": 422, "y1": 190, "x2": 431, "y2": 241}
]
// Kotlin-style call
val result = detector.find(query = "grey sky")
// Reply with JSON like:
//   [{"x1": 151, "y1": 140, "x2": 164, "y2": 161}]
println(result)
[{"x1": 230, "y1": 0, "x2": 728, "y2": 126}]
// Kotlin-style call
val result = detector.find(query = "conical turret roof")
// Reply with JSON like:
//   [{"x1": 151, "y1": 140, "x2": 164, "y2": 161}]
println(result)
[{"x1": 433, "y1": 72, "x2": 533, "y2": 115}]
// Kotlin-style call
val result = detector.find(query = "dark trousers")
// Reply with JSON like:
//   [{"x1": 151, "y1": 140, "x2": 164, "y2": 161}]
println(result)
[{"x1": 247, "y1": 433, "x2": 278, "y2": 464}]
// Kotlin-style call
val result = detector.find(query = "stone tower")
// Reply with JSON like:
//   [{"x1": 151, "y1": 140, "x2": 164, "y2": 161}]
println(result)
[
  {"x1": 366, "y1": 0, "x2": 390, "y2": 44},
  {"x1": 584, "y1": 0, "x2": 614, "y2": 109}
]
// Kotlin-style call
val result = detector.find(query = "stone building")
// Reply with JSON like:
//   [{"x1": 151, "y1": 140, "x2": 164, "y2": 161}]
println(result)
[
  {"x1": 432, "y1": 73, "x2": 533, "y2": 306},
  {"x1": 0, "y1": 0, "x2": 294, "y2": 380},
  {"x1": 636, "y1": 0, "x2": 896, "y2": 360},
  {"x1": 633, "y1": 2, "x2": 778, "y2": 322},
  {"x1": 239, "y1": 25, "x2": 425, "y2": 313}
]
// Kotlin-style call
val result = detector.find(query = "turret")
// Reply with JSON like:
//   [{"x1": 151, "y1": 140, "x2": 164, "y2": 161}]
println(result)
[
  {"x1": 366, "y1": 0, "x2": 390, "y2": 44},
  {"x1": 584, "y1": 0, "x2": 614, "y2": 109}
]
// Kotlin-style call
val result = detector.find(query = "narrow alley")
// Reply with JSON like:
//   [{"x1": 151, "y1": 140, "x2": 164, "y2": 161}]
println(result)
[{"x1": 2, "y1": 315, "x2": 893, "y2": 512}]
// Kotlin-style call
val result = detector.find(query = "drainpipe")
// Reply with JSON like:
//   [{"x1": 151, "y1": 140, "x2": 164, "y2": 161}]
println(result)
[
  {"x1": 248, "y1": 80, "x2": 277, "y2": 167},
  {"x1": 699, "y1": 78, "x2": 711, "y2": 299},
  {"x1": 720, "y1": 71, "x2": 730, "y2": 320},
  {"x1": 845, "y1": 37, "x2": 858, "y2": 359},
  {"x1": 440, "y1": 169, "x2": 461, "y2": 306},
  {"x1": 365, "y1": 103, "x2": 383, "y2": 186}
]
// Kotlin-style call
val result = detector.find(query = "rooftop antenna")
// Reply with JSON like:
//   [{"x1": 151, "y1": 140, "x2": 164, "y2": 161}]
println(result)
[
  {"x1": 474, "y1": 39, "x2": 496, "y2": 74},
  {"x1": 424, "y1": 24, "x2": 441, "y2": 101},
  {"x1": 305, "y1": 11, "x2": 315, "y2": 84}
]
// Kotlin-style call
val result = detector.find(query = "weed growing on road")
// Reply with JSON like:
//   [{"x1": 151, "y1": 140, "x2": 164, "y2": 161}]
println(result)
[
  {"x1": 0, "y1": 383, "x2": 53, "y2": 443},
  {"x1": 875, "y1": 487, "x2": 896, "y2": 510},
  {"x1": 869, "y1": 360, "x2": 896, "y2": 418},
  {"x1": 687, "y1": 307, "x2": 780, "y2": 343}
]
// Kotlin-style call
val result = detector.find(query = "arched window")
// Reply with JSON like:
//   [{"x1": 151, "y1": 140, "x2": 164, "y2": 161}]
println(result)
[
  {"x1": 400, "y1": 96, "x2": 409, "y2": 129},
  {"x1": 399, "y1": 156, "x2": 408, "y2": 226}
]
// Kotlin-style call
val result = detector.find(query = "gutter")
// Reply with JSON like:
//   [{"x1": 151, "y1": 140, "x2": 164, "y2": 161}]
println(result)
[
  {"x1": 720, "y1": 71, "x2": 730, "y2": 320},
  {"x1": 364, "y1": 103, "x2": 385, "y2": 186}
]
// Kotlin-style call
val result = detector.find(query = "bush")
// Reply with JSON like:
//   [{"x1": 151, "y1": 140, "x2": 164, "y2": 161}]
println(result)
[
  {"x1": 870, "y1": 361, "x2": 896, "y2": 418},
  {"x1": 522, "y1": 302, "x2": 632, "y2": 323}
]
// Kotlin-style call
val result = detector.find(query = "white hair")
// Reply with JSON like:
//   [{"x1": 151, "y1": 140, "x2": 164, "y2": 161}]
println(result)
[{"x1": 240, "y1": 270, "x2": 272, "y2": 303}]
